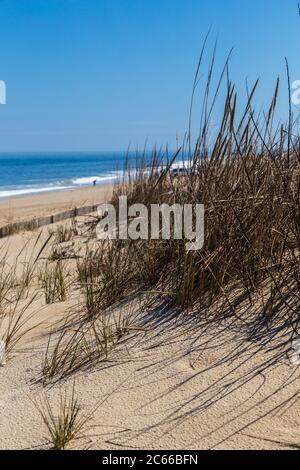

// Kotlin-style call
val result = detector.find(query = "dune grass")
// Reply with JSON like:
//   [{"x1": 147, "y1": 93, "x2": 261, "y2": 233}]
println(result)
[
  {"x1": 39, "y1": 260, "x2": 69, "y2": 305},
  {"x1": 42, "y1": 303, "x2": 137, "y2": 381},
  {"x1": 36, "y1": 382, "x2": 92, "y2": 450},
  {"x1": 40, "y1": 49, "x2": 299, "y2": 381},
  {"x1": 86, "y1": 67, "x2": 299, "y2": 323}
]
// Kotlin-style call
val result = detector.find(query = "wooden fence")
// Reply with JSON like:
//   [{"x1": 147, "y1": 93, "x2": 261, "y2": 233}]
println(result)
[{"x1": 0, "y1": 203, "x2": 100, "y2": 239}]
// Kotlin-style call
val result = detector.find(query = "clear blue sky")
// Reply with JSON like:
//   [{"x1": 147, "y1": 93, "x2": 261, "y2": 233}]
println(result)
[{"x1": 0, "y1": 0, "x2": 299, "y2": 152}]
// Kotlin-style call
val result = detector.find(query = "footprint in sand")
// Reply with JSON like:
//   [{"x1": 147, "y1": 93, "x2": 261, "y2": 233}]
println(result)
[{"x1": 176, "y1": 354, "x2": 218, "y2": 372}]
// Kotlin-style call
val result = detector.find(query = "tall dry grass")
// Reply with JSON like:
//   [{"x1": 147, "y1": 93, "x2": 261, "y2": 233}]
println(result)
[
  {"x1": 100, "y1": 62, "x2": 300, "y2": 319},
  {"x1": 41, "y1": 47, "x2": 300, "y2": 379}
]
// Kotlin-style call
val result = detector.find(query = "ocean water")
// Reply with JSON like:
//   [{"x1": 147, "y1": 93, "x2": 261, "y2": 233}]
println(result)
[
  {"x1": 0, "y1": 151, "x2": 134, "y2": 199},
  {"x1": 0, "y1": 151, "x2": 190, "y2": 199}
]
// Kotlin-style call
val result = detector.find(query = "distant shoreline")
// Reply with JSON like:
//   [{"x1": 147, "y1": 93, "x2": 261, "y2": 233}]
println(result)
[{"x1": 0, "y1": 150, "x2": 130, "y2": 201}]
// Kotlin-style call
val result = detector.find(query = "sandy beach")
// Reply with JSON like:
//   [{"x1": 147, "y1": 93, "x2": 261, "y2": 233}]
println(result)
[{"x1": 0, "y1": 184, "x2": 114, "y2": 227}]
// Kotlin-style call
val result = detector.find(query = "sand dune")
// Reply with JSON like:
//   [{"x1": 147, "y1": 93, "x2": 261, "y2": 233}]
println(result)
[{"x1": 0, "y1": 224, "x2": 299, "y2": 450}]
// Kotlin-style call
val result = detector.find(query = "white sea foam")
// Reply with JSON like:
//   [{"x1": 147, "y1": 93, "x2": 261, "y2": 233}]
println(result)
[
  {"x1": 171, "y1": 159, "x2": 192, "y2": 169},
  {"x1": 72, "y1": 173, "x2": 122, "y2": 185},
  {"x1": 71, "y1": 161, "x2": 191, "y2": 186},
  {"x1": 0, "y1": 185, "x2": 73, "y2": 199}
]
